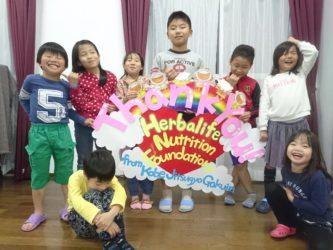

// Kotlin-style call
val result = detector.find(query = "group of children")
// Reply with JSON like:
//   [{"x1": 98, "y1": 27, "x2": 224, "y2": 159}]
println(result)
[{"x1": 18, "y1": 10, "x2": 332, "y2": 250}]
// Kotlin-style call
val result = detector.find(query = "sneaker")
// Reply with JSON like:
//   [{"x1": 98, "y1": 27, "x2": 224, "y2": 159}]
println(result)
[
  {"x1": 255, "y1": 199, "x2": 271, "y2": 213},
  {"x1": 224, "y1": 193, "x2": 236, "y2": 206},
  {"x1": 242, "y1": 193, "x2": 256, "y2": 208}
]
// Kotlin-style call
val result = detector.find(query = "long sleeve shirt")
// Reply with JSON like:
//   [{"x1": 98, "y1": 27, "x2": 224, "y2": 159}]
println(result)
[
  {"x1": 227, "y1": 74, "x2": 261, "y2": 127},
  {"x1": 116, "y1": 75, "x2": 148, "y2": 103},
  {"x1": 70, "y1": 71, "x2": 117, "y2": 119},
  {"x1": 258, "y1": 41, "x2": 319, "y2": 131},
  {"x1": 282, "y1": 169, "x2": 333, "y2": 223},
  {"x1": 19, "y1": 74, "x2": 84, "y2": 125},
  {"x1": 67, "y1": 170, "x2": 127, "y2": 224}
]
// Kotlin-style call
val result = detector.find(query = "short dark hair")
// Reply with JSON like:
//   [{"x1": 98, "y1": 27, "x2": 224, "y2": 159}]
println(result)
[
  {"x1": 271, "y1": 41, "x2": 303, "y2": 76},
  {"x1": 83, "y1": 149, "x2": 116, "y2": 182},
  {"x1": 167, "y1": 11, "x2": 192, "y2": 30},
  {"x1": 230, "y1": 44, "x2": 255, "y2": 65},
  {"x1": 71, "y1": 40, "x2": 107, "y2": 86},
  {"x1": 36, "y1": 42, "x2": 68, "y2": 68}
]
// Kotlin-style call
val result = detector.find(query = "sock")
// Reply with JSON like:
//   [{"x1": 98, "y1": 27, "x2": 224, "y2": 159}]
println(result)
[
  {"x1": 131, "y1": 195, "x2": 139, "y2": 201},
  {"x1": 181, "y1": 189, "x2": 192, "y2": 200},
  {"x1": 264, "y1": 167, "x2": 276, "y2": 197},
  {"x1": 162, "y1": 189, "x2": 172, "y2": 199},
  {"x1": 142, "y1": 193, "x2": 150, "y2": 201},
  {"x1": 247, "y1": 193, "x2": 257, "y2": 200}
]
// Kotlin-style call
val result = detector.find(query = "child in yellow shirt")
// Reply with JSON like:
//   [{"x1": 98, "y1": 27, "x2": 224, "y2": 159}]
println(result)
[{"x1": 67, "y1": 149, "x2": 134, "y2": 250}]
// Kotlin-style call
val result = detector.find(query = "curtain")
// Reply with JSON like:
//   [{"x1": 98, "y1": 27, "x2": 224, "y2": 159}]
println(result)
[
  {"x1": 217, "y1": 0, "x2": 290, "y2": 181},
  {"x1": 218, "y1": 0, "x2": 291, "y2": 85},
  {"x1": 289, "y1": 0, "x2": 323, "y2": 134},
  {"x1": 121, "y1": 0, "x2": 150, "y2": 58},
  {"x1": 315, "y1": 0, "x2": 332, "y2": 173},
  {"x1": 0, "y1": 0, "x2": 16, "y2": 175},
  {"x1": 7, "y1": 0, "x2": 36, "y2": 180},
  {"x1": 144, "y1": 0, "x2": 220, "y2": 73},
  {"x1": 0, "y1": 0, "x2": 15, "y2": 75}
]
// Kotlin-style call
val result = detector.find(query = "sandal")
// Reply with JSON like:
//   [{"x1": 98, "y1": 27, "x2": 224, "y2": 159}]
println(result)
[
  {"x1": 130, "y1": 199, "x2": 142, "y2": 210},
  {"x1": 21, "y1": 213, "x2": 47, "y2": 232},
  {"x1": 270, "y1": 224, "x2": 296, "y2": 238},
  {"x1": 59, "y1": 207, "x2": 69, "y2": 222},
  {"x1": 141, "y1": 200, "x2": 153, "y2": 210}
]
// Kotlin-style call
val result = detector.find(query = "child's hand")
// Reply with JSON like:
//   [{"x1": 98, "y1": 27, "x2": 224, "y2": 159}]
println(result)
[
  {"x1": 107, "y1": 104, "x2": 117, "y2": 113},
  {"x1": 164, "y1": 67, "x2": 178, "y2": 81},
  {"x1": 239, "y1": 111, "x2": 251, "y2": 122},
  {"x1": 67, "y1": 72, "x2": 80, "y2": 85},
  {"x1": 282, "y1": 186, "x2": 295, "y2": 202},
  {"x1": 260, "y1": 131, "x2": 268, "y2": 142},
  {"x1": 106, "y1": 222, "x2": 120, "y2": 238},
  {"x1": 95, "y1": 211, "x2": 116, "y2": 231},
  {"x1": 225, "y1": 74, "x2": 240, "y2": 87},
  {"x1": 84, "y1": 118, "x2": 94, "y2": 127},
  {"x1": 288, "y1": 36, "x2": 299, "y2": 45},
  {"x1": 126, "y1": 91, "x2": 138, "y2": 100}
]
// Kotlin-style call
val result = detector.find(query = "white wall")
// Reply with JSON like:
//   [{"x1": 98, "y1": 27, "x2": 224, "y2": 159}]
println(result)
[
  {"x1": 35, "y1": 0, "x2": 126, "y2": 172},
  {"x1": 317, "y1": 0, "x2": 333, "y2": 174},
  {"x1": 35, "y1": 0, "x2": 125, "y2": 78}
]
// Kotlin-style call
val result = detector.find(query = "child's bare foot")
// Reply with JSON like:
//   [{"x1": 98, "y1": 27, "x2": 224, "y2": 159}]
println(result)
[{"x1": 21, "y1": 213, "x2": 47, "y2": 232}]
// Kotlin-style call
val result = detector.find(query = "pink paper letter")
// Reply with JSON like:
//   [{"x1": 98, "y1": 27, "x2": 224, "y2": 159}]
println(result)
[
  {"x1": 93, "y1": 104, "x2": 127, "y2": 132},
  {"x1": 110, "y1": 94, "x2": 148, "y2": 123},
  {"x1": 196, "y1": 82, "x2": 219, "y2": 115},
  {"x1": 145, "y1": 89, "x2": 169, "y2": 111},
  {"x1": 215, "y1": 93, "x2": 244, "y2": 125}
]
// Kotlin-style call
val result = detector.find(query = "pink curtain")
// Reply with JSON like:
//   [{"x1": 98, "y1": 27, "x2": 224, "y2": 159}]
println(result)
[
  {"x1": 289, "y1": 0, "x2": 323, "y2": 134},
  {"x1": 7, "y1": 0, "x2": 36, "y2": 180},
  {"x1": 121, "y1": 0, "x2": 150, "y2": 58}
]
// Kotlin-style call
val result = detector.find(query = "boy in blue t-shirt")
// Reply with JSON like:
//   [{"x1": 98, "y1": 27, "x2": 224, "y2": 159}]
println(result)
[{"x1": 19, "y1": 42, "x2": 93, "y2": 232}]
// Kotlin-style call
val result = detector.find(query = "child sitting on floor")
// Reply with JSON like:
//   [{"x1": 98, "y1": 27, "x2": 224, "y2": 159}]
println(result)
[{"x1": 67, "y1": 149, "x2": 134, "y2": 250}]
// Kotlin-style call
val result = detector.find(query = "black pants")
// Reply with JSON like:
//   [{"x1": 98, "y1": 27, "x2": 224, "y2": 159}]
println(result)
[
  {"x1": 68, "y1": 188, "x2": 126, "y2": 247},
  {"x1": 266, "y1": 183, "x2": 333, "y2": 250}
]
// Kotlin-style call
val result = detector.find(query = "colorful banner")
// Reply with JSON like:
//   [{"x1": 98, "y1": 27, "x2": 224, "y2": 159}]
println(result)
[{"x1": 92, "y1": 81, "x2": 266, "y2": 195}]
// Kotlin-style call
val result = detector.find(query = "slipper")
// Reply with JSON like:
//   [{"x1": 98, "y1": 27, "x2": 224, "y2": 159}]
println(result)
[
  {"x1": 179, "y1": 198, "x2": 194, "y2": 213},
  {"x1": 141, "y1": 200, "x2": 153, "y2": 210},
  {"x1": 130, "y1": 199, "x2": 142, "y2": 210},
  {"x1": 159, "y1": 197, "x2": 172, "y2": 213},
  {"x1": 270, "y1": 224, "x2": 296, "y2": 238},
  {"x1": 59, "y1": 207, "x2": 69, "y2": 222},
  {"x1": 21, "y1": 213, "x2": 47, "y2": 232},
  {"x1": 224, "y1": 194, "x2": 236, "y2": 206}
]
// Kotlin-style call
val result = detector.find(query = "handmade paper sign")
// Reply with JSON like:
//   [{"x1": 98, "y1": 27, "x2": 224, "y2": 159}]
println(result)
[{"x1": 93, "y1": 79, "x2": 266, "y2": 195}]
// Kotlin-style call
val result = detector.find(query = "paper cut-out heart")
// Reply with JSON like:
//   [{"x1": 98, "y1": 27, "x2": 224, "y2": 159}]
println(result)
[{"x1": 138, "y1": 107, "x2": 224, "y2": 174}]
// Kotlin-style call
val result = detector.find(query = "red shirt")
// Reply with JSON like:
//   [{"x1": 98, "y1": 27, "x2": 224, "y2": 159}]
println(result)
[
  {"x1": 226, "y1": 74, "x2": 261, "y2": 127},
  {"x1": 70, "y1": 71, "x2": 117, "y2": 119}
]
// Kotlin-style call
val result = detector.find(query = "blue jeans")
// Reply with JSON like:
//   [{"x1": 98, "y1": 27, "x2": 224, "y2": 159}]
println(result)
[
  {"x1": 126, "y1": 177, "x2": 154, "y2": 196},
  {"x1": 74, "y1": 122, "x2": 94, "y2": 170}
]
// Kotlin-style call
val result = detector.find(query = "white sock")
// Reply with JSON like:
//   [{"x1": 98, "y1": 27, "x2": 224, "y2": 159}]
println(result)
[
  {"x1": 162, "y1": 189, "x2": 172, "y2": 199},
  {"x1": 181, "y1": 189, "x2": 192, "y2": 200}
]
